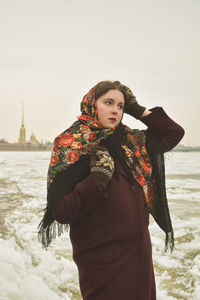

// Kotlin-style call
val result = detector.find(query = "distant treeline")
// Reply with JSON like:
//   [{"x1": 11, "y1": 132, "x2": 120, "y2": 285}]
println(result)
[{"x1": 172, "y1": 145, "x2": 200, "y2": 152}]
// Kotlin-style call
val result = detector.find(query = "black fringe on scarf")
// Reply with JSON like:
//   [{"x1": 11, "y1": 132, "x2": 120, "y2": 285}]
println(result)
[{"x1": 146, "y1": 130, "x2": 175, "y2": 252}]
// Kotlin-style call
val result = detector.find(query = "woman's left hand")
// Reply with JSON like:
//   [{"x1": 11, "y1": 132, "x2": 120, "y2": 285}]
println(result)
[
  {"x1": 122, "y1": 84, "x2": 146, "y2": 119},
  {"x1": 90, "y1": 146, "x2": 114, "y2": 191}
]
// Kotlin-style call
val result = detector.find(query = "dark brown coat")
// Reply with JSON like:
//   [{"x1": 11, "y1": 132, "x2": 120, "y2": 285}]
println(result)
[{"x1": 52, "y1": 107, "x2": 184, "y2": 300}]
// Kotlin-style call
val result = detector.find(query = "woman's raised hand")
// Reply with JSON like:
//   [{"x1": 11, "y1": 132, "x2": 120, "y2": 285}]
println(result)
[
  {"x1": 122, "y1": 84, "x2": 146, "y2": 119},
  {"x1": 90, "y1": 146, "x2": 114, "y2": 191}
]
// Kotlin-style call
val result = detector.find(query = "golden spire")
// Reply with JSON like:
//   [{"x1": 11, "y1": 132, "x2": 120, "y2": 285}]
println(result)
[
  {"x1": 22, "y1": 102, "x2": 24, "y2": 127},
  {"x1": 18, "y1": 102, "x2": 26, "y2": 144}
]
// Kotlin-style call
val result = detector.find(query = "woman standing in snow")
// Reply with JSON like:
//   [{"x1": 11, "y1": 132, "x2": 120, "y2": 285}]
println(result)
[{"x1": 39, "y1": 80, "x2": 184, "y2": 300}]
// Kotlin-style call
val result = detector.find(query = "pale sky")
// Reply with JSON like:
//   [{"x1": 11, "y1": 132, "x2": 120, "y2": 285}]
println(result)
[{"x1": 0, "y1": 0, "x2": 199, "y2": 146}]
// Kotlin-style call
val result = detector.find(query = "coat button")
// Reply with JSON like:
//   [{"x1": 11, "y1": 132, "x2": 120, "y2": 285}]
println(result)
[{"x1": 131, "y1": 185, "x2": 136, "y2": 191}]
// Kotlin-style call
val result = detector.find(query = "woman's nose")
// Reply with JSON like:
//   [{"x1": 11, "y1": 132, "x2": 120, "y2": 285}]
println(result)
[{"x1": 112, "y1": 106, "x2": 118, "y2": 114}]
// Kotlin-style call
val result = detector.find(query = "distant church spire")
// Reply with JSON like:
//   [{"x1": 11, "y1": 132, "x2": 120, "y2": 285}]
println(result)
[
  {"x1": 18, "y1": 103, "x2": 26, "y2": 144},
  {"x1": 22, "y1": 102, "x2": 24, "y2": 126}
]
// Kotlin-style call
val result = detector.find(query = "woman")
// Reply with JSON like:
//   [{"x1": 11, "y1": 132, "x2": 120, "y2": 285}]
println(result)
[{"x1": 39, "y1": 80, "x2": 184, "y2": 300}]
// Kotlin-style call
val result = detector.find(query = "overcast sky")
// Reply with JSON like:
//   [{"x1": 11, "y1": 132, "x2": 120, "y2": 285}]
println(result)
[{"x1": 0, "y1": 0, "x2": 199, "y2": 146}]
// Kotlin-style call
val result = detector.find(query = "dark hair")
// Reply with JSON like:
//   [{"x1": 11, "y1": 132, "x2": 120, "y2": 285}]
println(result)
[{"x1": 95, "y1": 80, "x2": 128, "y2": 103}]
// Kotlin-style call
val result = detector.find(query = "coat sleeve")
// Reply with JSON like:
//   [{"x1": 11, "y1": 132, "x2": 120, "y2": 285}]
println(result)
[
  {"x1": 51, "y1": 174, "x2": 107, "y2": 225},
  {"x1": 141, "y1": 107, "x2": 185, "y2": 154}
]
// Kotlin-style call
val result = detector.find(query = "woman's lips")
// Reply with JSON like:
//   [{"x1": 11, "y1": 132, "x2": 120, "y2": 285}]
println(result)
[{"x1": 108, "y1": 118, "x2": 116, "y2": 122}]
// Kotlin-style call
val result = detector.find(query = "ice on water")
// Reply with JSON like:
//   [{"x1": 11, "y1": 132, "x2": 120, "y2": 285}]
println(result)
[{"x1": 0, "y1": 152, "x2": 199, "y2": 300}]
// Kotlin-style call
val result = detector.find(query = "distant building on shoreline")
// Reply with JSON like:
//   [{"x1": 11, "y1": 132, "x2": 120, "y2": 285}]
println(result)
[{"x1": 0, "y1": 105, "x2": 53, "y2": 152}]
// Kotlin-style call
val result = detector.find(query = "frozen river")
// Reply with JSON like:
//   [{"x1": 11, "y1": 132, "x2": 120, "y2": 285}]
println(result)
[{"x1": 0, "y1": 151, "x2": 200, "y2": 299}]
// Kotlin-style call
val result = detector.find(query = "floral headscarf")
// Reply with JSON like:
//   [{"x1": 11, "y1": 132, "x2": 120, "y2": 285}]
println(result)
[{"x1": 47, "y1": 83, "x2": 155, "y2": 213}]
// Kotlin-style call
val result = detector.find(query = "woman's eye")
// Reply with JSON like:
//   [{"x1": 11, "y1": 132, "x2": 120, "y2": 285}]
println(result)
[
  {"x1": 118, "y1": 105, "x2": 124, "y2": 110},
  {"x1": 105, "y1": 100, "x2": 112, "y2": 105}
]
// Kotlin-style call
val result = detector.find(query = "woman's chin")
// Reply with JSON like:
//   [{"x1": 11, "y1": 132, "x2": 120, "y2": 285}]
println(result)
[
  {"x1": 102, "y1": 121, "x2": 120, "y2": 129},
  {"x1": 103, "y1": 124, "x2": 116, "y2": 129}
]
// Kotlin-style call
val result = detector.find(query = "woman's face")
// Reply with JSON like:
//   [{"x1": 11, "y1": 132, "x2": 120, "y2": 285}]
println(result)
[{"x1": 96, "y1": 89, "x2": 125, "y2": 129}]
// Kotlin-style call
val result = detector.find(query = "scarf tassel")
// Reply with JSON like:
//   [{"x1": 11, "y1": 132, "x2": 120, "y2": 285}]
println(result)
[
  {"x1": 165, "y1": 230, "x2": 174, "y2": 252},
  {"x1": 38, "y1": 210, "x2": 68, "y2": 249}
]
